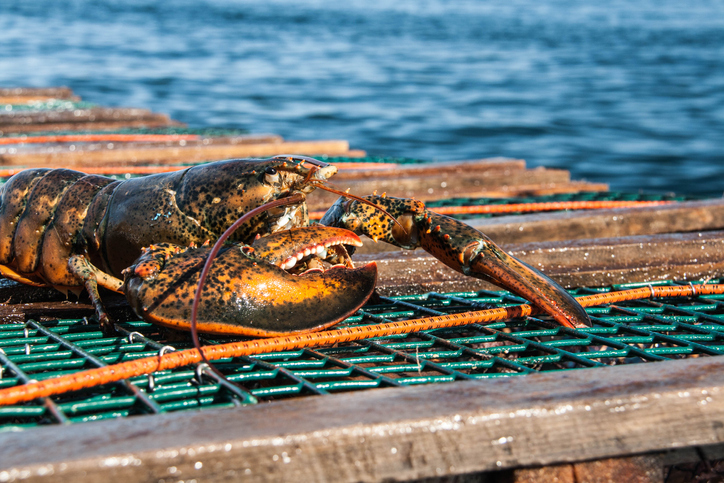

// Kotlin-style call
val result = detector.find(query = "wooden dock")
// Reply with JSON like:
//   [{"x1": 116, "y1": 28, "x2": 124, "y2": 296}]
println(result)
[{"x1": 1, "y1": 87, "x2": 723, "y2": 483}]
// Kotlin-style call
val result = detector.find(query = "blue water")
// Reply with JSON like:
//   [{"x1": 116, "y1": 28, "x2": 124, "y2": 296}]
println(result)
[{"x1": 2, "y1": 0, "x2": 723, "y2": 195}]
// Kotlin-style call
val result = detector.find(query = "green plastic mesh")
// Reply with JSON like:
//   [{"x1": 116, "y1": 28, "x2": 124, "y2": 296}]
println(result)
[{"x1": 1, "y1": 279, "x2": 722, "y2": 431}]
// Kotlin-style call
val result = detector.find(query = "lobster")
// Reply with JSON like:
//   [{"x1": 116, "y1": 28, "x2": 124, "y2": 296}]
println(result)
[{"x1": 0, "y1": 155, "x2": 591, "y2": 336}]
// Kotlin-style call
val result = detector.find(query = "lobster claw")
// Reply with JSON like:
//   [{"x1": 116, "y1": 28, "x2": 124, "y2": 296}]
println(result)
[
  {"x1": 321, "y1": 195, "x2": 591, "y2": 329},
  {"x1": 123, "y1": 227, "x2": 377, "y2": 337},
  {"x1": 458, "y1": 237, "x2": 591, "y2": 329}
]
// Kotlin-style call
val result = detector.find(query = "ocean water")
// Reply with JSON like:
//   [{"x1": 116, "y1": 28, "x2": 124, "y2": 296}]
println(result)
[{"x1": 1, "y1": 0, "x2": 723, "y2": 195}]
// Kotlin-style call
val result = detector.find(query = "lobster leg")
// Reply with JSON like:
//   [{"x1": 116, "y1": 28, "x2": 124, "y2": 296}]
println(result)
[
  {"x1": 321, "y1": 195, "x2": 591, "y2": 329},
  {"x1": 68, "y1": 255, "x2": 124, "y2": 330}
]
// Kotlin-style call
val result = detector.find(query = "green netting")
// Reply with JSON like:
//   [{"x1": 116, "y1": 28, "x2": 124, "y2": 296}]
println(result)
[{"x1": 1, "y1": 279, "x2": 723, "y2": 431}]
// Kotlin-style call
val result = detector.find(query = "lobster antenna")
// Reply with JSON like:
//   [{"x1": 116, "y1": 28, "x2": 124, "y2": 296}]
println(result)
[{"x1": 190, "y1": 193, "x2": 307, "y2": 381}]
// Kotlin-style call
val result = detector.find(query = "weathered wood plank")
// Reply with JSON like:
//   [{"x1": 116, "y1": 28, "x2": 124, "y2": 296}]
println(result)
[
  {"x1": 331, "y1": 158, "x2": 528, "y2": 180},
  {"x1": 354, "y1": 230, "x2": 724, "y2": 295},
  {"x1": 0, "y1": 134, "x2": 283, "y2": 153},
  {"x1": 0, "y1": 140, "x2": 358, "y2": 167},
  {"x1": 0, "y1": 119, "x2": 182, "y2": 134},
  {"x1": 510, "y1": 445, "x2": 724, "y2": 483},
  {"x1": 469, "y1": 199, "x2": 724, "y2": 245},
  {"x1": 350, "y1": 199, "x2": 724, "y2": 254},
  {"x1": 309, "y1": 181, "x2": 611, "y2": 212},
  {"x1": 426, "y1": 181, "x2": 610, "y2": 199},
  {"x1": 309, "y1": 167, "x2": 579, "y2": 211},
  {"x1": 510, "y1": 454, "x2": 664, "y2": 483},
  {"x1": 0, "y1": 87, "x2": 75, "y2": 99},
  {"x1": 2, "y1": 356, "x2": 724, "y2": 482},
  {"x1": 0, "y1": 107, "x2": 173, "y2": 126}
]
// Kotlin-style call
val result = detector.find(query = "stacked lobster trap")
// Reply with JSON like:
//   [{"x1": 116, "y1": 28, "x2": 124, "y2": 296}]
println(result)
[{"x1": 1, "y1": 87, "x2": 724, "y2": 482}]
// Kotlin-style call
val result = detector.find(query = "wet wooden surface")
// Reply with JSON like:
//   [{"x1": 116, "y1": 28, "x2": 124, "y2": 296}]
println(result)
[
  {"x1": 472, "y1": 198, "x2": 724, "y2": 245},
  {"x1": 2, "y1": 355, "x2": 724, "y2": 482},
  {"x1": 2, "y1": 230, "x2": 721, "y2": 320},
  {"x1": 308, "y1": 158, "x2": 611, "y2": 211},
  {"x1": 352, "y1": 199, "x2": 724, "y2": 255},
  {"x1": 361, "y1": 230, "x2": 724, "y2": 295},
  {"x1": 0, "y1": 87, "x2": 75, "y2": 99},
  {"x1": 0, "y1": 139, "x2": 358, "y2": 166}
]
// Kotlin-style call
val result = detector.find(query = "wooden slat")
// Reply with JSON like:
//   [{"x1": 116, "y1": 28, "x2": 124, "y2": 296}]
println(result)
[
  {"x1": 0, "y1": 107, "x2": 172, "y2": 126},
  {"x1": 355, "y1": 230, "x2": 724, "y2": 295},
  {"x1": 0, "y1": 133, "x2": 283, "y2": 150},
  {"x1": 309, "y1": 181, "x2": 611, "y2": 212},
  {"x1": 308, "y1": 167, "x2": 580, "y2": 211},
  {"x1": 0, "y1": 87, "x2": 75, "y2": 99},
  {"x1": 330, "y1": 158, "x2": 528, "y2": 180},
  {"x1": 351, "y1": 199, "x2": 724, "y2": 253},
  {"x1": 470, "y1": 198, "x2": 724, "y2": 245},
  {"x1": 0, "y1": 140, "x2": 358, "y2": 167},
  {"x1": 439, "y1": 180, "x2": 610, "y2": 198},
  {"x1": 0, "y1": 119, "x2": 182, "y2": 134},
  {"x1": 2, "y1": 356, "x2": 724, "y2": 481}
]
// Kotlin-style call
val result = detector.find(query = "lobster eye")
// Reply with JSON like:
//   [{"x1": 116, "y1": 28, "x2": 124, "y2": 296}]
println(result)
[{"x1": 264, "y1": 167, "x2": 279, "y2": 184}]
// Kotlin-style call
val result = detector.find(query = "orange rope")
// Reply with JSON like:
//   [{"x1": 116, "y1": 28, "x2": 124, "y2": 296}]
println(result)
[
  {"x1": 309, "y1": 199, "x2": 675, "y2": 219},
  {"x1": 0, "y1": 134, "x2": 200, "y2": 145},
  {"x1": 0, "y1": 96, "x2": 61, "y2": 104},
  {"x1": 431, "y1": 200, "x2": 674, "y2": 215},
  {"x1": 0, "y1": 283, "x2": 720, "y2": 407}
]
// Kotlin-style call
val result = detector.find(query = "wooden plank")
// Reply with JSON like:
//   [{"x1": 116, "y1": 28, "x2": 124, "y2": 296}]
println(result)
[
  {"x1": 0, "y1": 140, "x2": 357, "y2": 167},
  {"x1": 308, "y1": 181, "x2": 611, "y2": 212},
  {"x1": 511, "y1": 454, "x2": 664, "y2": 483},
  {"x1": 469, "y1": 199, "x2": 724, "y2": 245},
  {"x1": 0, "y1": 107, "x2": 172, "y2": 126},
  {"x1": 0, "y1": 119, "x2": 182, "y2": 134},
  {"x1": 350, "y1": 199, "x2": 724, "y2": 251},
  {"x1": 308, "y1": 167, "x2": 575, "y2": 211},
  {"x1": 437, "y1": 180, "x2": 610, "y2": 198},
  {"x1": 354, "y1": 230, "x2": 724, "y2": 295},
  {"x1": 330, "y1": 158, "x2": 528, "y2": 180},
  {"x1": 2, "y1": 355, "x2": 724, "y2": 481},
  {"x1": 0, "y1": 134, "x2": 283, "y2": 151},
  {"x1": 0, "y1": 87, "x2": 75, "y2": 99},
  {"x1": 511, "y1": 446, "x2": 724, "y2": 483}
]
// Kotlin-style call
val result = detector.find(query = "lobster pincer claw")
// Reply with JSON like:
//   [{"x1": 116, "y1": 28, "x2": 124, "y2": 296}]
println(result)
[
  {"x1": 459, "y1": 238, "x2": 591, "y2": 329},
  {"x1": 321, "y1": 195, "x2": 591, "y2": 329},
  {"x1": 123, "y1": 227, "x2": 377, "y2": 337}
]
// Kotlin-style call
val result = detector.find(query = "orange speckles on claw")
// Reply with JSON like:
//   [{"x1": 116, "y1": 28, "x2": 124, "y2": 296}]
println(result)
[{"x1": 133, "y1": 260, "x2": 161, "y2": 279}]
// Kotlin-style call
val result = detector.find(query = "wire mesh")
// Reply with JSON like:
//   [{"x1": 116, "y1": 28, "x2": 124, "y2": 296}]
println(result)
[{"x1": 1, "y1": 279, "x2": 723, "y2": 432}]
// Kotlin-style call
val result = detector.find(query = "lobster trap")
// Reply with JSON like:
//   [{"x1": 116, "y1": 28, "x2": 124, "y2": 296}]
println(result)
[{"x1": 0, "y1": 279, "x2": 723, "y2": 429}]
